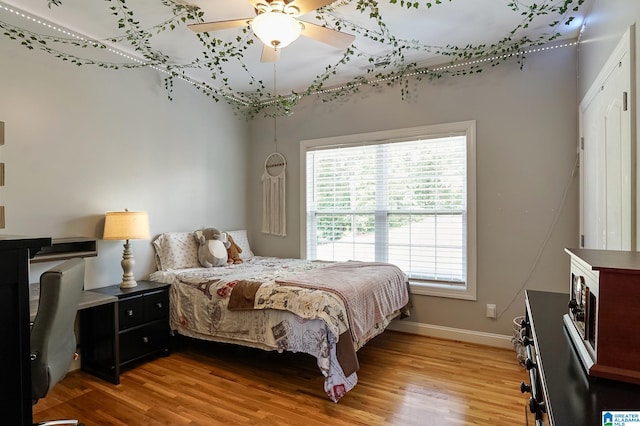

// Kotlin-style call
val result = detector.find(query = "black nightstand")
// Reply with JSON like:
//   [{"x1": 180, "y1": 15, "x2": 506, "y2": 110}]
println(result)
[{"x1": 79, "y1": 280, "x2": 170, "y2": 384}]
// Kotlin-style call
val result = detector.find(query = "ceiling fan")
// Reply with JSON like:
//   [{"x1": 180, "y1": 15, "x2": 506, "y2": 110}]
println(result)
[{"x1": 188, "y1": 0, "x2": 356, "y2": 62}]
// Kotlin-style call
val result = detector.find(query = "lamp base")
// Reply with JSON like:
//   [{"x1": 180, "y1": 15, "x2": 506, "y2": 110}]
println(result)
[
  {"x1": 120, "y1": 278, "x2": 137, "y2": 289},
  {"x1": 120, "y1": 240, "x2": 137, "y2": 289}
]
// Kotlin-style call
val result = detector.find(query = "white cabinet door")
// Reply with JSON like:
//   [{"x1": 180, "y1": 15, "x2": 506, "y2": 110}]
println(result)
[{"x1": 580, "y1": 28, "x2": 633, "y2": 250}]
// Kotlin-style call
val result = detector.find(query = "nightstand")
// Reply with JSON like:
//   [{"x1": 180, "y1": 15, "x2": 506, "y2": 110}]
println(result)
[{"x1": 79, "y1": 280, "x2": 170, "y2": 384}]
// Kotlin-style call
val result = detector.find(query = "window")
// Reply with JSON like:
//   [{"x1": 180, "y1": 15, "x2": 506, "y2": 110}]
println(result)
[{"x1": 300, "y1": 121, "x2": 476, "y2": 300}]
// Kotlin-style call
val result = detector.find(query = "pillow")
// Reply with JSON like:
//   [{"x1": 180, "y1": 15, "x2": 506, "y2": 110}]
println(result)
[
  {"x1": 152, "y1": 232, "x2": 200, "y2": 270},
  {"x1": 225, "y1": 229, "x2": 255, "y2": 260}
]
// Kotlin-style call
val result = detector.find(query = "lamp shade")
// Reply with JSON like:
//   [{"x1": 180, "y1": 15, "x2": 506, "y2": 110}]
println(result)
[
  {"x1": 103, "y1": 211, "x2": 150, "y2": 240},
  {"x1": 251, "y1": 12, "x2": 302, "y2": 49}
]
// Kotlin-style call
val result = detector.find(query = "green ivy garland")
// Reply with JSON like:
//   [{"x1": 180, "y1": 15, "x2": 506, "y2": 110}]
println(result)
[{"x1": 0, "y1": 0, "x2": 585, "y2": 118}]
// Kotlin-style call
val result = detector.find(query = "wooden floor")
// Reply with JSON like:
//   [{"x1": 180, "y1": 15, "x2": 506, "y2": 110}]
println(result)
[{"x1": 33, "y1": 331, "x2": 530, "y2": 425}]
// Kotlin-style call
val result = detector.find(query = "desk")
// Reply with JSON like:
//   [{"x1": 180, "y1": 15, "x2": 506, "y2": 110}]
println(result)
[
  {"x1": 30, "y1": 288, "x2": 119, "y2": 382},
  {"x1": 31, "y1": 281, "x2": 170, "y2": 385},
  {"x1": 30, "y1": 289, "x2": 118, "y2": 322},
  {"x1": 0, "y1": 235, "x2": 51, "y2": 426}
]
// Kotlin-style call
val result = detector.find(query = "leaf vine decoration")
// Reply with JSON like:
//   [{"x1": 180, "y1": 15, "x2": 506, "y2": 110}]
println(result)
[{"x1": 2, "y1": 0, "x2": 586, "y2": 119}]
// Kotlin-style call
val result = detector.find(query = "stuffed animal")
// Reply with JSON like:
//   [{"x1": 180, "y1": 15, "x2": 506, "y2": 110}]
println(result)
[
  {"x1": 194, "y1": 228, "x2": 229, "y2": 268},
  {"x1": 226, "y1": 234, "x2": 243, "y2": 264}
]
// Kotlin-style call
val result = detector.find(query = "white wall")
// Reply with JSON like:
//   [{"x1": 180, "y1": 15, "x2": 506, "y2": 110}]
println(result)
[
  {"x1": 0, "y1": 36, "x2": 249, "y2": 289},
  {"x1": 578, "y1": 0, "x2": 640, "y2": 100},
  {"x1": 247, "y1": 45, "x2": 579, "y2": 336}
]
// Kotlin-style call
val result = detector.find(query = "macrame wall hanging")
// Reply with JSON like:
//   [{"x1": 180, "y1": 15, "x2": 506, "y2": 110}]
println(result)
[
  {"x1": 261, "y1": 64, "x2": 287, "y2": 236},
  {"x1": 262, "y1": 150, "x2": 286, "y2": 236}
]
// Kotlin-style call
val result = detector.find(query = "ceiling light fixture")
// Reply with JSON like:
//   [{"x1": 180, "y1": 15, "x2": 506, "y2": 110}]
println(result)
[{"x1": 251, "y1": 11, "x2": 302, "y2": 49}]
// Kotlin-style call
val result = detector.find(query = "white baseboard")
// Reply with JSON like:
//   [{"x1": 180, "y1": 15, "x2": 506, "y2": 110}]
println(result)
[{"x1": 387, "y1": 319, "x2": 514, "y2": 349}]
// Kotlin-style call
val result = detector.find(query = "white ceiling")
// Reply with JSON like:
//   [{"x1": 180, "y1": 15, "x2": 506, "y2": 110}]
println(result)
[{"x1": 0, "y1": 0, "x2": 592, "y2": 106}]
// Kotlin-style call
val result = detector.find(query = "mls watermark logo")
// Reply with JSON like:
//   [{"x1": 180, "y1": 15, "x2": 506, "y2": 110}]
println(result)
[{"x1": 603, "y1": 411, "x2": 640, "y2": 426}]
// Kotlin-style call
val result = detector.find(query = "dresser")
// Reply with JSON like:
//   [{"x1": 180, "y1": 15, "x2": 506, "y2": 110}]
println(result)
[
  {"x1": 522, "y1": 290, "x2": 640, "y2": 425},
  {"x1": 80, "y1": 280, "x2": 170, "y2": 384}
]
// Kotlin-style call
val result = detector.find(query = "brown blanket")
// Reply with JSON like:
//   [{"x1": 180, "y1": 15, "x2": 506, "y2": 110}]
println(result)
[{"x1": 227, "y1": 280, "x2": 262, "y2": 310}]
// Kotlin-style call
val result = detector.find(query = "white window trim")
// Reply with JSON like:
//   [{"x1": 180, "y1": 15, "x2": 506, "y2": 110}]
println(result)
[{"x1": 300, "y1": 121, "x2": 477, "y2": 301}]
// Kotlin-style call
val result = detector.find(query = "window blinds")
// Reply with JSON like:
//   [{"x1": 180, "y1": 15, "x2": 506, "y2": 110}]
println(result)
[{"x1": 306, "y1": 135, "x2": 467, "y2": 284}]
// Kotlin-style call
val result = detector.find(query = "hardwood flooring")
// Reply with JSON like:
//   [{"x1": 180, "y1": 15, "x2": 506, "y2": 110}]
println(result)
[{"x1": 33, "y1": 331, "x2": 530, "y2": 425}]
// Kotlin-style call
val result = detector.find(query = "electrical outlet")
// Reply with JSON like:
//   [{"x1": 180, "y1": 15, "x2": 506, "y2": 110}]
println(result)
[{"x1": 486, "y1": 304, "x2": 497, "y2": 318}]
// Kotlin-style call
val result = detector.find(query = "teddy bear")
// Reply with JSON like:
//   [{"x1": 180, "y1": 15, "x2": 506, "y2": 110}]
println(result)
[
  {"x1": 226, "y1": 234, "x2": 243, "y2": 264},
  {"x1": 194, "y1": 228, "x2": 229, "y2": 268}
]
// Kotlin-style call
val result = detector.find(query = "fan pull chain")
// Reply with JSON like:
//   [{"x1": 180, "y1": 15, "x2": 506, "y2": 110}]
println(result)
[
  {"x1": 274, "y1": 116, "x2": 278, "y2": 152},
  {"x1": 273, "y1": 62, "x2": 278, "y2": 153}
]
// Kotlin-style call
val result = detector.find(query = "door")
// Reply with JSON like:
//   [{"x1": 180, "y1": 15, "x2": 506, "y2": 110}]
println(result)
[{"x1": 580, "y1": 28, "x2": 633, "y2": 250}]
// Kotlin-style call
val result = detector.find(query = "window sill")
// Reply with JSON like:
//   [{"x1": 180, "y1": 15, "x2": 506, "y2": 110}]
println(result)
[{"x1": 409, "y1": 280, "x2": 477, "y2": 300}]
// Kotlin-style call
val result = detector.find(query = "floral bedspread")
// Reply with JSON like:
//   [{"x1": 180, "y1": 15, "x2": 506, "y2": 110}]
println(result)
[{"x1": 149, "y1": 257, "x2": 407, "y2": 402}]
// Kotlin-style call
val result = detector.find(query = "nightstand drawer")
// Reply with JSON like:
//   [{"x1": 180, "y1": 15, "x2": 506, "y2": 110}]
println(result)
[
  {"x1": 143, "y1": 290, "x2": 168, "y2": 322},
  {"x1": 119, "y1": 295, "x2": 144, "y2": 329},
  {"x1": 119, "y1": 320, "x2": 168, "y2": 364}
]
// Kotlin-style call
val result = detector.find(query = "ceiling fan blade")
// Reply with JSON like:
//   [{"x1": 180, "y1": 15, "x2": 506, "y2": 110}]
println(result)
[
  {"x1": 261, "y1": 45, "x2": 281, "y2": 63},
  {"x1": 246, "y1": 0, "x2": 267, "y2": 9},
  {"x1": 300, "y1": 22, "x2": 355, "y2": 49},
  {"x1": 188, "y1": 19, "x2": 251, "y2": 33},
  {"x1": 289, "y1": 0, "x2": 336, "y2": 15}
]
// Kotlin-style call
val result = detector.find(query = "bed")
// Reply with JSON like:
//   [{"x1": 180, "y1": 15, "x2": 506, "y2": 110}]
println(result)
[{"x1": 149, "y1": 230, "x2": 411, "y2": 402}]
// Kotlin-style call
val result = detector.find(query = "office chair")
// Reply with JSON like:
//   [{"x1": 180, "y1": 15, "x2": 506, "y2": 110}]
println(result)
[{"x1": 30, "y1": 257, "x2": 86, "y2": 426}]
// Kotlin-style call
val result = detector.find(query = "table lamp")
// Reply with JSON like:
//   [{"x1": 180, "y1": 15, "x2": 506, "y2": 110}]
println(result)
[{"x1": 103, "y1": 209, "x2": 150, "y2": 288}]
